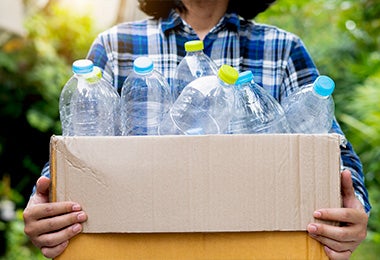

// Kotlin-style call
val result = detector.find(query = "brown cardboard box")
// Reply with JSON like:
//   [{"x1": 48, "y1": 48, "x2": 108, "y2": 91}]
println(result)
[{"x1": 50, "y1": 134, "x2": 342, "y2": 259}]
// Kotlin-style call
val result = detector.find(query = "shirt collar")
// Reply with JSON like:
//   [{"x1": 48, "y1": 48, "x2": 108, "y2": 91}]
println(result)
[{"x1": 160, "y1": 9, "x2": 241, "y2": 35}]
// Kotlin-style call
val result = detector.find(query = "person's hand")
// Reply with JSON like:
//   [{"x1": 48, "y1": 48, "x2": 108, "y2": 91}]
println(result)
[
  {"x1": 307, "y1": 169, "x2": 368, "y2": 260},
  {"x1": 23, "y1": 176, "x2": 87, "y2": 258}
]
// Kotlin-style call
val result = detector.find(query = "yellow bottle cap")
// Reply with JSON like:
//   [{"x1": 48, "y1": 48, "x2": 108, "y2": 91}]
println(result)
[
  {"x1": 86, "y1": 66, "x2": 102, "y2": 83},
  {"x1": 184, "y1": 40, "x2": 204, "y2": 52},
  {"x1": 218, "y1": 64, "x2": 239, "y2": 85}
]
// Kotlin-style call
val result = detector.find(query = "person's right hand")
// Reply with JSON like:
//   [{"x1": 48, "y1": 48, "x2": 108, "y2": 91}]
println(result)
[{"x1": 23, "y1": 176, "x2": 87, "y2": 258}]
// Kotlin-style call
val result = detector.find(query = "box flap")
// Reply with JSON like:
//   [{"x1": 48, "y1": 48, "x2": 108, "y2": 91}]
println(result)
[{"x1": 50, "y1": 134, "x2": 341, "y2": 233}]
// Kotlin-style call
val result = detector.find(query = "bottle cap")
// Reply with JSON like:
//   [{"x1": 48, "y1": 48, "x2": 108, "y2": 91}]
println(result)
[
  {"x1": 313, "y1": 75, "x2": 335, "y2": 96},
  {"x1": 85, "y1": 66, "x2": 103, "y2": 83},
  {"x1": 133, "y1": 56, "x2": 154, "y2": 74},
  {"x1": 184, "y1": 40, "x2": 204, "y2": 52},
  {"x1": 235, "y1": 71, "x2": 254, "y2": 85},
  {"x1": 93, "y1": 66, "x2": 102, "y2": 79},
  {"x1": 72, "y1": 59, "x2": 93, "y2": 74},
  {"x1": 218, "y1": 64, "x2": 239, "y2": 85}
]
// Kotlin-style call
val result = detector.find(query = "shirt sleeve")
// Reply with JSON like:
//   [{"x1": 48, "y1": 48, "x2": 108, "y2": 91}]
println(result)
[
  {"x1": 330, "y1": 119, "x2": 372, "y2": 214},
  {"x1": 86, "y1": 33, "x2": 116, "y2": 90},
  {"x1": 282, "y1": 35, "x2": 371, "y2": 214}
]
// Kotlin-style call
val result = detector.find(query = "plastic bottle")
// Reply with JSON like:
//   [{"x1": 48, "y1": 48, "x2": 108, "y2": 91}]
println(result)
[
  {"x1": 60, "y1": 59, "x2": 117, "y2": 136},
  {"x1": 281, "y1": 75, "x2": 335, "y2": 134},
  {"x1": 59, "y1": 60, "x2": 91, "y2": 136},
  {"x1": 228, "y1": 71, "x2": 291, "y2": 134},
  {"x1": 159, "y1": 64, "x2": 239, "y2": 135},
  {"x1": 172, "y1": 40, "x2": 218, "y2": 101},
  {"x1": 120, "y1": 56, "x2": 172, "y2": 135},
  {"x1": 93, "y1": 66, "x2": 121, "y2": 135},
  {"x1": 62, "y1": 59, "x2": 119, "y2": 136}
]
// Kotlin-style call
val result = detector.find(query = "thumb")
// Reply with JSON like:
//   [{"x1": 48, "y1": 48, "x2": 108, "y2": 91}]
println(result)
[
  {"x1": 32, "y1": 176, "x2": 51, "y2": 204},
  {"x1": 341, "y1": 169, "x2": 360, "y2": 209}
]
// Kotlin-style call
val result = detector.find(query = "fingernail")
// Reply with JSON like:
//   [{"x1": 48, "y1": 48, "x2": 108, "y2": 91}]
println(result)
[
  {"x1": 313, "y1": 211, "x2": 322, "y2": 218},
  {"x1": 72, "y1": 204, "x2": 81, "y2": 211},
  {"x1": 72, "y1": 223, "x2": 82, "y2": 233},
  {"x1": 61, "y1": 240, "x2": 69, "y2": 248},
  {"x1": 308, "y1": 224, "x2": 318, "y2": 232},
  {"x1": 77, "y1": 212, "x2": 86, "y2": 221}
]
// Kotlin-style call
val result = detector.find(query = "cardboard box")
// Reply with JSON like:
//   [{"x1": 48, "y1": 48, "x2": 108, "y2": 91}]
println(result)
[{"x1": 50, "y1": 134, "x2": 342, "y2": 259}]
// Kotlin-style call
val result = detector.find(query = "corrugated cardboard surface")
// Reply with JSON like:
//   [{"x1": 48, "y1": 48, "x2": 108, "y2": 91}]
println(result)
[
  {"x1": 50, "y1": 134, "x2": 341, "y2": 233},
  {"x1": 56, "y1": 232, "x2": 328, "y2": 260}
]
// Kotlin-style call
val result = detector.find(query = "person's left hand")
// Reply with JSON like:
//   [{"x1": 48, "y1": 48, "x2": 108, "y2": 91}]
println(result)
[{"x1": 307, "y1": 169, "x2": 368, "y2": 260}]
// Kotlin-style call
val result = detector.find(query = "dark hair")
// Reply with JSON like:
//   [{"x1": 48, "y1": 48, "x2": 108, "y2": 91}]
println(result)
[{"x1": 138, "y1": 0, "x2": 276, "y2": 20}]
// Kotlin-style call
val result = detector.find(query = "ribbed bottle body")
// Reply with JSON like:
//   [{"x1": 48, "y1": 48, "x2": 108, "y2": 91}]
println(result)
[
  {"x1": 159, "y1": 65, "x2": 238, "y2": 135},
  {"x1": 228, "y1": 71, "x2": 290, "y2": 134},
  {"x1": 282, "y1": 75, "x2": 335, "y2": 134},
  {"x1": 121, "y1": 57, "x2": 172, "y2": 135}
]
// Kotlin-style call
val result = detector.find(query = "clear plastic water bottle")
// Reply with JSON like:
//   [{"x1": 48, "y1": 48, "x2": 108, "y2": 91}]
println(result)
[
  {"x1": 63, "y1": 59, "x2": 119, "y2": 136},
  {"x1": 120, "y1": 56, "x2": 172, "y2": 135},
  {"x1": 59, "y1": 59, "x2": 111, "y2": 136},
  {"x1": 159, "y1": 64, "x2": 238, "y2": 135},
  {"x1": 172, "y1": 40, "x2": 218, "y2": 100},
  {"x1": 228, "y1": 71, "x2": 291, "y2": 134},
  {"x1": 93, "y1": 66, "x2": 121, "y2": 135},
  {"x1": 59, "y1": 60, "x2": 93, "y2": 136},
  {"x1": 281, "y1": 75, "x2": 335, "y2": 133}
]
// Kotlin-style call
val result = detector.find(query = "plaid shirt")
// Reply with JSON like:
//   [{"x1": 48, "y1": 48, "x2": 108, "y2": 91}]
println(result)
[{"x1": 41, "y1": 11, "x2": 371, "y2": 213}]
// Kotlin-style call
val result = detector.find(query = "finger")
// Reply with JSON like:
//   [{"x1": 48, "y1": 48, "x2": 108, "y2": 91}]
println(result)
[
  {"x1": 324, "y1": 246, "x2": 352, "y2": 260},
  {"x1": 35, "y1": 222, "x2": 83, "y2": 249},
  {"x1": 27, "y1": 210, "x2": 87, "y2": 237},
  {"x1": 25, "y1": 202, "x2": 83, "y2": 221},
  {"x1": 40, "y1": 240, "x2": 69, "y2": 259},
  {"x1": 313, "y1": 207, "x2": 364, "y2": 225},
  {"x1": 35, "y1": 176, "x2": 51, "y2": 196},
  {"x1": 308, "y1": 222, "x2": 354, "y2": 243},
  {"x1": 340, "y1": 170, "x2": 362, "y2": 210},
  {"x1": 308, "y1": 228, "x2": 355, "y2": 252},
  {"x1": 27, "y1": 177, "x2": 52, "y2": 207},
  {"x1": 341, "y1": 170, "x2": 354, "y2": 197}
]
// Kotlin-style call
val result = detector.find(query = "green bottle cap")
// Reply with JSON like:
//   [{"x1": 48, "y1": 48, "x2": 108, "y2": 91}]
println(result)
[
  {"x1": 184, "y1": 40, "x2": 204, "y2": 52},
  {"x1": 93, "y1": 66, "x2": 102, "y2": 79},
  {"x1": 218, "y1": 64, "x2": 239, "y2": 85},
  {"x1": 84, "y1": 66, "x2": 102, "y2": 84}
]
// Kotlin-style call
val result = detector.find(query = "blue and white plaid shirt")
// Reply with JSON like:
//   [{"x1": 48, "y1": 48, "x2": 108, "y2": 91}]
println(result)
[{"x1": 41, "y1": 10, "x2": 371, "y2": 213}]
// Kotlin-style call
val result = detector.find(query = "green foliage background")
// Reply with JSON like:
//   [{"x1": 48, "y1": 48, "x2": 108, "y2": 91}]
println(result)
[{"x1": 0, "y1": 0, "x2": 378, "y2": 259}]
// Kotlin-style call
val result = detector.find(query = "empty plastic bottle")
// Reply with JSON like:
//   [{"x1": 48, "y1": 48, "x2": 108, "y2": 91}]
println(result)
[
  {"x1": 61, "y1": 59, "x2": 119, "y2": 136},
  {"x1": 228, "y1": 71, "x2": 291, "y2": 134},
  {"x1": 120, "y1": 56, "x2": 172, "y2": 135},
  {"x1": 159, "y1": 64, "x2": 238, "y2": 135},
  {"x1": 281, "y1": 75, "x2": 335, "y2": 134},
  {"x1": 172, "y1": 40, "x2": 218, "y2": 101},
  {"x1": 59, "y1": 60, "x2": 91, "y2": 136},
  {"x1": 93, "y1": 66, "x2": 121, "y2": 135},
  {"x1": 59, "y1": 59, "x2": 118, "y2": 136}
]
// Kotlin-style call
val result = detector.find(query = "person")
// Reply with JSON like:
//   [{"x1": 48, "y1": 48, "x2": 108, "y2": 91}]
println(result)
[{"x1": 23, "y1": 0, "x2": 371, "y2": 259}]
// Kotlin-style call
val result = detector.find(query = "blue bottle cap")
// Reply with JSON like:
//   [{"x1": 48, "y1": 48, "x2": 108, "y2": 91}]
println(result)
[
  {"x1": 235, "y1": 71, "x2": 253, "y2": 85},
  {"x1": 313, "y1": 75, "x2": 335, "y2": 96},
  {"x1": 133, "y1": 57, "x2": 154, "y2": 74},
  {"x1": 72, "y1": 59, "x2": 94, "y2": 74}
]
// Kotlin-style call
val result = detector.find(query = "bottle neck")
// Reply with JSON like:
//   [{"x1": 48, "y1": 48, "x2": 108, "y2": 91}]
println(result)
[
  {"x1": 218, "y1": 78, "x2": 234, "y2": 89},
  {"x1": 75, "y1": 71, "x2": 100, "y2": 84},
  {"x1": 187, "y1": 50, "x2": 203, "y2": 56},
  {"x1": 312, "y1": 86, "x2": 330, "y2": 99}
]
